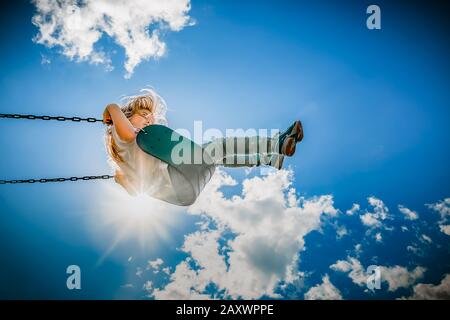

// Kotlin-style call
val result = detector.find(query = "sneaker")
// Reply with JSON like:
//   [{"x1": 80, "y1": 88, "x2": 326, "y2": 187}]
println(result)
[{"x1": 278, "y1": 120, "x2": 303, "y2": 156}]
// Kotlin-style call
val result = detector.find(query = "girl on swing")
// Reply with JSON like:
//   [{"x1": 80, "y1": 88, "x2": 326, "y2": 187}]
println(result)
[{"x1": 103, "y1": 87, "x2": 303, "y2": 203}]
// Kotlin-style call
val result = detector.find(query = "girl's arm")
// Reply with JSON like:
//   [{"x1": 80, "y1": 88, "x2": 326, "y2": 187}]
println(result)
[{"x1": 103, "y1": 104, "x2": 137, "y2": 143}]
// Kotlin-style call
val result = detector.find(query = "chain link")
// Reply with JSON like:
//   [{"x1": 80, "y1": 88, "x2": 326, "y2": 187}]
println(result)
[
  {"x1": 0, "y1": 175, "x2": 113, "y2": 185},
  {"x1": 0, "y1": 113, "x2": 112, "y2": 185},
  {"x1": 0, "y1": 113, "x2": 102, "y2": 123}
]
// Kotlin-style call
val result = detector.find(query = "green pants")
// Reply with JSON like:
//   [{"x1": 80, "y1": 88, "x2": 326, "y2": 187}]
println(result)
[{"x1": 201, "y1": 135, "x2": 281, "y2": 168}]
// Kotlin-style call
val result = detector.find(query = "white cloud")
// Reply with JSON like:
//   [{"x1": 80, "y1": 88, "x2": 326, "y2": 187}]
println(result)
[
  {"x1": 360, "y1": 196, "x2": 390, "y2": 229},
  {"x1": 330, "y1": 257, "x2": 367, "y2": 286},
  {"x1": 147, "y1": 168, "x2": 338, "y2": 299},
  {"x1": 162, "y1": 267, "x2": 171, "y2": 275},
  {"x1": 330, "y1": 257, "x2": 425, "y2": 292},
  {"x1": 360, "y1": 213, "x2": 380, "y2": 227},
  {"x1": 143, "y1": 280, "x2": 154, "y2": 297},
  {"x1": 398, "y1": 205, "x2": 419, "y2": 220},
  {"x1": 426, "y1": 198, "x2": 450, "y2": 220},
  {"x1": 405, "y1": 274, "x2": 450, "y2": 300},
  {"x1": 40, "y1": 54, "x2": 51, "y2": 65},
  {"x1": 151, "y1": 260, "x2": 212, "y2": 300},
  {"x1": 375, "y1": 233, "x2": 382, "y2": 243},
  {"x1": 427, "y1": 198, "x2": 450, "y2": 236},
  {"x1": 304, "y1": 275, "x2": 342, "y2": 300},
  {"x1": 379, "y1": 265, "x2": 426, "y2": 292},
  {"x1": 368, "y1": 197, "x2": 389, "y2": 219},
  {"x1": 336, "y1": 225, "x2": 348, "y2": 239},
  {"x1": 406, "y1": 245, "x2": 423, "y2": 256},
  {"x1": 346, "y1": 203, "x2": 360, "y2": 216},
  {"x1": 32, "y1": 0, "x2": 194, "y2": 78},
  {"x1": 439, "y1": 225, "x2": 450, "y2": 236},
  {"x1": 136, "y1": 267, "x2": 144, "y2": 277},
  {"x1": 143, "y1": 280, "x2": 153, "y2": 291},
  {"x1": 354, "y1": 244, "x2": 363, "y2": 256},
  {"x1": 147, "y1": 258, "x2": 164, "y2": 273},
  {"x1": 329, "y1": 220, "x2": 348, "y2": 240},
  {"x1": 420, "y1": 234, "x2": 432, "y2": 244},
  {"x1": 119, "y1": 173, "x2": 447, "y2": 300}
]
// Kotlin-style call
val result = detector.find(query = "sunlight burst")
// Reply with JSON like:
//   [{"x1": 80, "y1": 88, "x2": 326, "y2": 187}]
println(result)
[{"x1": 89, "y1": 183, "x2": 185, "y2": 264}]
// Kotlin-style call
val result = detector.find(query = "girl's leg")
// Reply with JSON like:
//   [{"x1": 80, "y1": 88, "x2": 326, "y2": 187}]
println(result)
[{"x1": 201, "y1": 135, "x2": 280, "y2": 168}]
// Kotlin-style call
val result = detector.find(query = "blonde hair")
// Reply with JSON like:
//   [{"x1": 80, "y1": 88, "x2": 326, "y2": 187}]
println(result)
[{"x1": 104, "y1": 87, "x2": 169, "y2": 167}]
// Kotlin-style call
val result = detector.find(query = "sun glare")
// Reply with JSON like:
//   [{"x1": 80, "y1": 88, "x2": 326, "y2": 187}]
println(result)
[{"x1": 90, "y1": 183, "x2": 185, "y2": 264}]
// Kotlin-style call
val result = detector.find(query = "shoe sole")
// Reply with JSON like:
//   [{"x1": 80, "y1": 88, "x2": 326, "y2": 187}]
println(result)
[
  {"x1": 281, "y1": 136, "x2": 296, "y2": 156},
  {"x1": 282, "y1": 120, "x2": 304, "y2": 157},
  {"x1": 292, "y1": 120, "x2": 304, "y2": 142}
]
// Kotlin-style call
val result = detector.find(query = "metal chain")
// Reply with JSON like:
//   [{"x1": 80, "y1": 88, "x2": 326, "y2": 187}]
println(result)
[
  {"x1": 0, "y1": 113, "x2": 103, "y2": 123},
  {"x1": 0, "y1": 175, "x2": 113, "y2": 185},
  {"x1": 0, "y1": 113, "x2": 112, "y2": 184}
]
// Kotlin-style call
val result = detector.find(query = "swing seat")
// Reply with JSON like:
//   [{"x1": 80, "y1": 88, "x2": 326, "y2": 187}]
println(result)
[{"x1": 136, "y1": 124, "x2": 216, "y2": 206}]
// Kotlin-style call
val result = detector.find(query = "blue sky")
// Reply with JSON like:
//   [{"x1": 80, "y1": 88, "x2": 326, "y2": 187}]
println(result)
[{"x1": 0, "y1": 0, "x2": 449, "y2": 299}]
